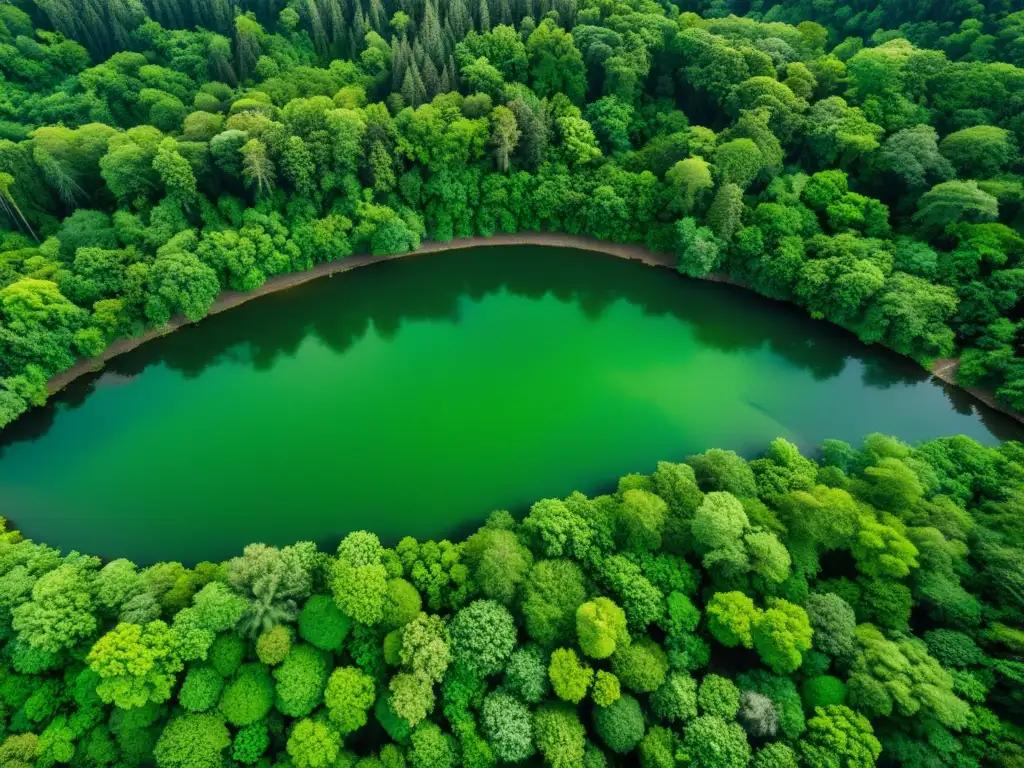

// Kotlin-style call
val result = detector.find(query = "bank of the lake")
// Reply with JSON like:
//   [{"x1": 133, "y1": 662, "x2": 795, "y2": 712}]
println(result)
[
  {"x1": 5, "y1": 245, "x2": 1021, "y2": 564},
  {"x1": 44, "y1": 233, "x2": 1020, "y2": 427}
]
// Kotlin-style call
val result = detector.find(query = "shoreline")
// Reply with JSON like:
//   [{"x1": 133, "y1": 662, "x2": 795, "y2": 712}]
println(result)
[{"x1": 44, "y1": 232, "x2": 1024, "y2": 426}]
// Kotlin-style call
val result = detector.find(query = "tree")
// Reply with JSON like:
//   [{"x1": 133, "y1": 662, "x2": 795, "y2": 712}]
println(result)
[
  {"x1": 706, "y1": 592, "x2": 759, "y2": 649},
  {"x1": 804, "y1": 593, "x2": 856, "y2": 663},
  {"x1": 708, "y1": 183, "x2": 745, "y2": 242},
  {"x1": 874, "y1": 125, "x2": 953, "y2": 191},
  {"x1": 674, "y1": 217, "x2": 722, "y2": 278},
  {"x1": 666, "y1": 157, "x2": 713, "y2": 215},
  {"x1": 592, "y1": 670, "x2": 621, "y2": 707},
  {"x1": 798, "y1": 706, "x2": 880, "y2": 768},
  {"x1": 13, "y1": 560, "x2": 98, "y2": 653},
  {"x1": 325, "y1": 667, "x2": 375, "y2": 734},
  {"x1": 179, "y1": 665, "x2": 223, "y2": 712},
  {"x1": 738, "y1": 691, "x2": 778, "y2": 738},
  {"x1": 462, "y1": 527, "x2": 532, "y2": 605},
  {"x1": 298, "y1": 594, "x2": 352, "y2": 651},
  {"x1": 218, "y1": 663, "x2": 274, "y2": 726},
  {"x1": 751, "y1": 600, "x2": 813, "y2": 674},
  {"x1": 526, "y1": 20, "x2": 586, "y2": 103},
  {"x1": 577, "y1": 597, "x2": 629, "y2": 659},
  {"x1": 88, "y1": 621, "x2": 183, "y2": 709},
  {"x1": 687, "y1": 450, "x2": 758, "y2": 497},
  {"x1": 714, "y1": 138, "x2": 764, "y2": 189},
  {"x1": 503, "y1": 645, "x2": 550, "y2": 704},
  {"x1": 273, "y1": 644, "x2": 330, "y2": 717},
  {"x1": 617, "y1": 490, "x2": 668, "y2": 552},
  {"x1": 146, "y1": 249, "x2": 219, "y2": 324},
  {"x1": 698, "y1": 674, "x2": 740, "y2": 719},
  {"x1": 256, "y1": 625, "x2": 292, "y2": 665},
  {"x1": 534, "y1": 703, "x2": 586, "y2": 768},
  {"x1": 449, "y1": 599, "x2": 517, "y2": 677},
  {"x1": 913, "y1": 180, "x2": 999, "y2": 236},
  {"x1": 676, "y1": 716, "x2": 751, "y2": 768},
  {"x1": 650, "y1": 672, "x2": 698, "y2": 724},
  {"x1": 940, "y1": 125, "x2": 1015, "y2": 178},
  {"x1": 522, "y1": 559, "x2": 587, "y2": 646},
  {"x1": 593, "y1": 694, "x2": 645, "y2": 754},
  {"x1": 240, "y1": 139, "x2": 275, "y2": 196},
  {"x1": 153, "y1": 714, "x2": 231, "y2": 768},
  {"x1": 549, "y1": 647, "x2": 593, "y2": 703},
  {"x1": 480, "y1": 691, "x2": 535, "y2": 763},
  {"x1": 611, "y1": 637, "x2": 668, "y2": 694},
  {"x1": 287, "y1": 719, "x2": 341, "y2": 768},
  {"x1": 489, "y1": 105, "x2": 520, "y2": 173},
  {"x1": 228, "y1": 543, "x2": 312, "y2": 638},
  {"x1": 408, "y1": 721, "x2": 457, "y2": 768}
]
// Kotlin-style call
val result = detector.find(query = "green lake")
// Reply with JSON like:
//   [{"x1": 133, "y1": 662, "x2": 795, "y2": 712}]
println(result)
[{"x1": 1, "y1": 245, "x2": 1020, "y2": 564}]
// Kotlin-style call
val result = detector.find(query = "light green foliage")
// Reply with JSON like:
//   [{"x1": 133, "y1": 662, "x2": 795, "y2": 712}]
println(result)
[
  {"x1": 577, "y1": 597, "x2": 629, "y2": 659},
  {"x1": 534, "y1": 703, "x2": 586, "y2": 768},
  {"x1": 651, "y1": 671, "x2": 698, "y2": 723},
  {"x1": 592, "y1": 670, "x2": 621, "y2": 707},
  {"x1": 639, "y1": 726, "x2": 676, "y2": 768},
  {"x1": 333, "y1": 533, "x2": 390, "y2": 626},
  {"x1": 676, "y1": 716, "x2": 751, "y2": 768},
  {"x1": 752, "y1": 743, "x2": 798, "y2": 768},
  {"x1": 256, "y1": 624, "x2": 292, "y2": 665},
  {"x1": 408, "y1": 721, "x2": 457, "y2": 768},
  {"x1": 273, "y1": 644, "x2": 330, "y2": 718},
  {"x1": 325, "y1": 667, "x2": 375, "y2": 733},
  {"x1": 179, "y1": 665, "x2": 223, "y2": 712},
  {"x1": 706, "y1": 591, "x2": 758, "y2": 649},
  {"x1": 751, "y1": 599, "x2": 813, "y2": 674},
  {"x1": 549, "y1": 647, "x2": 593, "y2": 703},
  {"x1": 798, "y1": 706, "x2": 880, "y2": 768},
  {"x1": 13, "y1": 559, "x2": 98, "y2": 653},
  {"x1": 698, "y1": 674, "x2": 740, "y2": 719},
  {"x1": 846, "y1": 624, "x2": 970, "y2": 728},
  {"x1": 462, "y1": 527, "x2": 532, "y2": 604},
  {"x1": 287, "y1": 718, "x2": 341, "y2": 768},
  {"x1": 88, "y1": 620, "x2": 183, "y2": 709},
  {"x1": 611, "y1": 637, "x2": 668, "y2": 693},
  {"x1": 218, "y1": 663, "x2": 274, "y2": 726},
  {"x1": 153, "y1": 713, "x2": 231, "y2": 768}
]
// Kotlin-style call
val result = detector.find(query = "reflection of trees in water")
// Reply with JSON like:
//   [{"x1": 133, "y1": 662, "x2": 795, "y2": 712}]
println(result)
[{"x1": 4, "y1": 246, "x2": 1021, "y2": 449}]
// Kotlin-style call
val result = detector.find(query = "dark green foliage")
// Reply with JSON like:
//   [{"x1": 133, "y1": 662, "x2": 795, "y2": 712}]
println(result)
[{"x1": 592, "y1": 694, "x2": 645, "y2": 754}]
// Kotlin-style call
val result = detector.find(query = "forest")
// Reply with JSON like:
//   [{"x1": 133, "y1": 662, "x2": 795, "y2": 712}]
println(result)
[
  {"x1": 0, "y1": 0, "x2": 1022, "y2": 426},
  {"x1": 0, "y1": 432, "x2": 1021, "y2": 767}
]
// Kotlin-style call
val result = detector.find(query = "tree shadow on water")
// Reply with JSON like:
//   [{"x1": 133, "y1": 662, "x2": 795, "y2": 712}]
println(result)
[{"x1": 3, "y1": 245, "x2": 1021, "y2": 452}]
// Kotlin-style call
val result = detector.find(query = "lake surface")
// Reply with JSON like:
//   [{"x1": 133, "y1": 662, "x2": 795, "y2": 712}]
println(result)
[{"x1": 1, "y1": 245, "x2": 1020, "y2": 564}]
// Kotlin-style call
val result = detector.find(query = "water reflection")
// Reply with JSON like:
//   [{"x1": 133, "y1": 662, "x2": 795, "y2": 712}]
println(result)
[{"x1": 1, "y1": 245, "x2": 1020, "y2": 449}]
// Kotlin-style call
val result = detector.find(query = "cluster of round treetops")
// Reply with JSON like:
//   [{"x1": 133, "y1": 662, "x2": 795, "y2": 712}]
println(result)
[{"x1": 0, "y1": 432, "x2": 1023, "y2": 767}]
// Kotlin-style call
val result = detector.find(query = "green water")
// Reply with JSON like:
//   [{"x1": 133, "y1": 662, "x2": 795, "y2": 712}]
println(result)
[{"x1": 0, "y1": 246, "x2": 1019, "y2": 564}]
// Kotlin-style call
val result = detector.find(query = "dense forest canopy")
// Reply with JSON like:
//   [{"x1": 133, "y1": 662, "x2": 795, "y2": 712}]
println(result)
[
  {"x1": 0, "y1": 0, "x2": 1022, "y2": 427},
  {"x1": 0, "y1": 432, "x2": 1023, "y2": 767}
]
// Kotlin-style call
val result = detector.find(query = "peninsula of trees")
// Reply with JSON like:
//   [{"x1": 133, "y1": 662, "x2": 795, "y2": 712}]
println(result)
[
  {"x1": 1, "y1": 1, "x2": 1024, "y2": 426},
  {"x1": 0, "y1": 432, "x2": 1022, "y2": 767}
]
